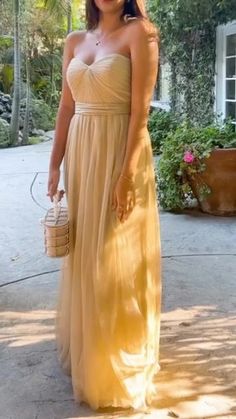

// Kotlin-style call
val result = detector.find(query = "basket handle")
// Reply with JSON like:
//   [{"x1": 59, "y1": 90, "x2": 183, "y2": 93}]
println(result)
[
  {"x1": 53, "y1": 190, "x2": 63, "y2": 220},
  {"x1": 39, "y1": 189, "x2": 65, "y2": 226}
]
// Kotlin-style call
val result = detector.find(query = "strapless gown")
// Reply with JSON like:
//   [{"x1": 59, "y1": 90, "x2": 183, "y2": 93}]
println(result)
[{"x1": 55, "y1": 53, "x2": 162, "y2": 411}]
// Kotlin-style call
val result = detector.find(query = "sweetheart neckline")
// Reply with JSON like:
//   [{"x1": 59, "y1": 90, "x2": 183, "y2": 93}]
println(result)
[{"x1": 71, "y1": 53, "x2": 131, "y2": 67}]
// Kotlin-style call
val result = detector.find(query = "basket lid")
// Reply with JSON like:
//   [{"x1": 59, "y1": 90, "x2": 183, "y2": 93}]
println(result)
[{"x1": 45, "y1": 206, "x2": 68, "y2": 227}]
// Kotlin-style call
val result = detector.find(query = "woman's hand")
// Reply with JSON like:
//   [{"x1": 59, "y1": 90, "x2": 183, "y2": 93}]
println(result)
[
  {"x1": 47, "y1": 168, "x2": 64, "y2": 202},
  {"x1": 111, "y1": 174, "x2": 136, "y2": 223}
]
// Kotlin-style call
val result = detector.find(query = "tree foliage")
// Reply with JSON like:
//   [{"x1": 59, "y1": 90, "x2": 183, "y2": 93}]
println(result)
[
  {"x1": 0, "y1": 0, "x2": 83, "y2": 146},
  {"x1": 148, "y1": 0, "x2": 236, "y2": 126}
]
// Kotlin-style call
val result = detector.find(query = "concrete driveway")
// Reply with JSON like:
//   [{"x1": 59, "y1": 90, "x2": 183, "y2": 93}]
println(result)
[{"x1": 0, "y1": 140, "x2": 236, "y2": 419}]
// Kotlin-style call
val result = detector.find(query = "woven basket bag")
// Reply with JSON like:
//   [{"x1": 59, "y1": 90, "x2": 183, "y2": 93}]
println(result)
[{"x1": 42, "y1": 193, "x2": 70, "y2": 257}]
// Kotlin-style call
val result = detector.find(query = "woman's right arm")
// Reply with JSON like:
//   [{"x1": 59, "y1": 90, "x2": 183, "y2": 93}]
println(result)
[{"x1": 47, "y1": 31, "x2": 77, "y2": 201}]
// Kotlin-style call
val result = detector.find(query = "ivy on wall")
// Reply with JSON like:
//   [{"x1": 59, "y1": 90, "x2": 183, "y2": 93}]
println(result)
[{"x1": 148, "y1": 0, "x2": 236, "y2": 126}]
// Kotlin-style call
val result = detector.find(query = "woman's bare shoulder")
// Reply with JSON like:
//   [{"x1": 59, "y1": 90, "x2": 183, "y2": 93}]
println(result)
[
  {"x1": 125, "y1": 16, "x2": 147, "y2": 29},
  {"x1": 124, "y1": 16, "x2": 159, "y2": 43},
  {"x1": 63, "y1": 30, "x2": 87, "y2": 56},
  {"x1": 64, "y1": 29, "x2": 87, "y2": 44}
]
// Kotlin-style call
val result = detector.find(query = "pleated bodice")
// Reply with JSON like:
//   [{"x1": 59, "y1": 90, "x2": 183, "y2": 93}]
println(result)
[{"x1": 66, "y1": 53, "x2": 131, "y2": 107}]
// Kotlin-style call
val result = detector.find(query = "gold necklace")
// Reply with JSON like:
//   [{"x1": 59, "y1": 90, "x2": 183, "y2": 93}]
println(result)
[
  {"x1": 94, "y1": 24, "x2": 125, "y2": 46},
  {"x1": 95, "y1": 35, "x2": 105, "y2": 46},
  {"x1": 94, "y1": 30, "x2": 113, "y2": 46}
]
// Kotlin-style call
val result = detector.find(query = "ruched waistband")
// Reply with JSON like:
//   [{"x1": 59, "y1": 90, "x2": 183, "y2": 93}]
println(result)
[{"x1": 74, "y1": 102, "x2": 130, "y2": 115}]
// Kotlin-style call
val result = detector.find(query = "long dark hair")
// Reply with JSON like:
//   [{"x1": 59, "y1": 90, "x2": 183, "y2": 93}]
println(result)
[{"x1": 85, "y1": 0, "x2": 159, "y2": 43}]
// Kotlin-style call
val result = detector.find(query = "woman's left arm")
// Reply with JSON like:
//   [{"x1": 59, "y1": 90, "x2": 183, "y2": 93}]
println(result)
[{"x1": 121, "y1": 19, "x2": 159, "y2": 179}]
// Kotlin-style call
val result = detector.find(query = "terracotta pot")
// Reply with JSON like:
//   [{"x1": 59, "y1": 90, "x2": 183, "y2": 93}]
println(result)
[{"x1": 186, "y1": 148, "x2": 236, "y2": 216}]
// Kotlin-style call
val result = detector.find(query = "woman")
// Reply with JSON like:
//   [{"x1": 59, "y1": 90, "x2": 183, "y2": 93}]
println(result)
[{"x1": 47, "y1": 0, "x2": 162, "y2": 412}]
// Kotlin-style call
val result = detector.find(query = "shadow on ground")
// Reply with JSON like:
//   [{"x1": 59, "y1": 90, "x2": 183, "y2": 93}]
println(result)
[{"x1": 1, "y1": 272, "x2": 236, "y2": 418}]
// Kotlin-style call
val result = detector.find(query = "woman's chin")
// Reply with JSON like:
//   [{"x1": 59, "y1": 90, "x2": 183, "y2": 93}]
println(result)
[{"x1": 95, "y1": 0, "x2": 125, "y2": 12}]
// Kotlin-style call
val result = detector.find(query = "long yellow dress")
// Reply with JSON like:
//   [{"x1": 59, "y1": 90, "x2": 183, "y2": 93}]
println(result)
[{"x1": 55, "y1": 53, "x2": 162, "y2": 411}]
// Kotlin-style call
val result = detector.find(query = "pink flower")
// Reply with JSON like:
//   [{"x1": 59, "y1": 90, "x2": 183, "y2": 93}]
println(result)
[{"x1": 183, "y1": 151, "x2": 195, "y2": 163}]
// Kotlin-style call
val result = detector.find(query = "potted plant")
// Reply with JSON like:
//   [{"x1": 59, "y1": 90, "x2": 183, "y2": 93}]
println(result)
[{"x1": 157, "y1": 122, "x2": 236, "y2": 215}]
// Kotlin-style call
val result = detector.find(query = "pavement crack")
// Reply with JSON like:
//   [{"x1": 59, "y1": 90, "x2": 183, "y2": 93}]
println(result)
[
  {"x1": 31, "y1": 399, "x2": 74, "y2": 404},
  {"x1": 0, "y1": 269, "x2": 60, "y2": 288},
  {"x1": 0, "y1": 171, "x2": 48, "y2": 176},
  {"x1": 163, "y1": 253, "x2": 236, "y2": 258},
  {"x1": 1, "y1": 253, "x2": 235, "y2": 288}
]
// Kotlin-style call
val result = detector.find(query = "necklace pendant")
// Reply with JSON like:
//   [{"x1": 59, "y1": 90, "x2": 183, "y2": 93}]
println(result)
[{"x1": 96, "y1": 40, "x2": 101, "y2": 46}]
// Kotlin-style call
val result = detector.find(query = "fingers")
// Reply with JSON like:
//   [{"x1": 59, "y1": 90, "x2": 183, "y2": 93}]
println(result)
[
  {"x1": 128, "y1": 197, "x2": 135, "y2": 211},
  {"x1": 47, "y1": 188, "x2": 56, "y2": 203},
  {"x1": 47, "y1": 186, "x2": 65, "y2": 203},
  {"x1": 111, "y1": 187, "x2": 117, "y2": 211},
  {"x1": 57, "y1": 189, "x2": 65, "y2": 201},
  {"x1": 114, "y1": 198, "x2": 135, "y2": 223},
  {"x1": 47, "y1": 179, "x2": 56, "y2": 202},
  {"x1": 111, "y1": 187, "x2": 136, "y2": 222},
  {"x1": 47, "y1": 169, "x2": 60, "y2": 202}
]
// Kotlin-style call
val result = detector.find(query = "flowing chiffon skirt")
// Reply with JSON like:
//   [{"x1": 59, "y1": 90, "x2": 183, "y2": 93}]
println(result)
[{"x1": 55, "y1": 53, "x2": 162, "y2": 410}]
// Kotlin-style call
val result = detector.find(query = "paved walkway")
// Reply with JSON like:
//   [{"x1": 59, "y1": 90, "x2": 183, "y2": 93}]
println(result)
[{"x1": 0, "y1": 139, "x2": 236, "y2": 419}]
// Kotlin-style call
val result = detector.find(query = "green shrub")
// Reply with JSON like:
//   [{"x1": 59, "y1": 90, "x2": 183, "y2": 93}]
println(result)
[
  {"x1": 148, "y1": 108, "x2": 179, "y2": 154},
  {"x1": 20, "y1": 98, "x2": 56, "y2": 131},
  {"x1": 28, "y1": 136, "x2": 44, "y2": 145},
  {"x1": 0, "y1": 118, "x2": 10, "y2": 148},
  {"x1": 157, "y1": 121, "x2": 236, "y2": 211}
]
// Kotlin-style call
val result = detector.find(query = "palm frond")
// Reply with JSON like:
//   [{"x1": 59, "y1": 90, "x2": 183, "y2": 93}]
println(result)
[{"x1": 44, "y1": 0, "x2": 70, "y2": 17}]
